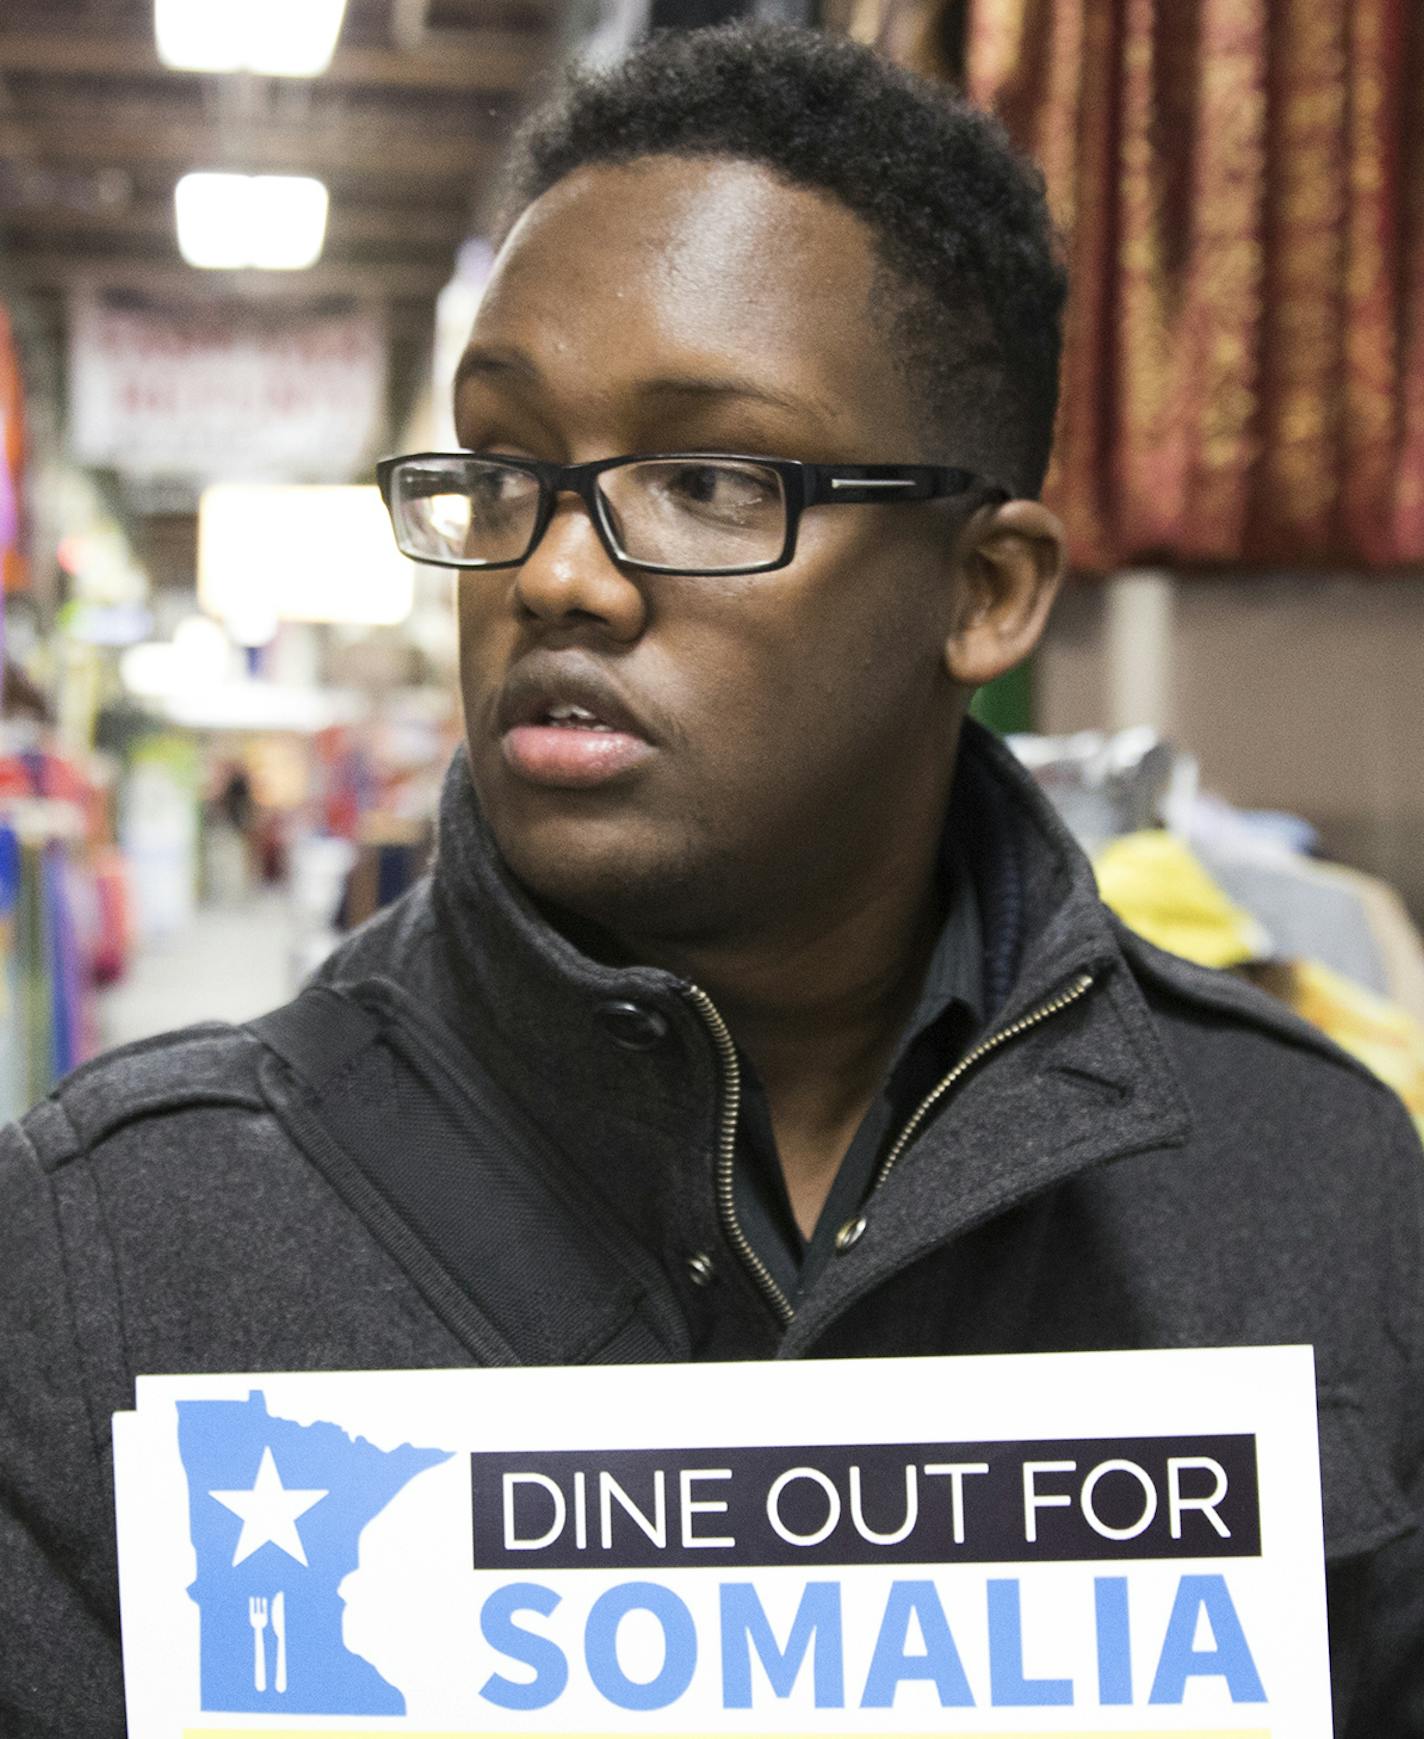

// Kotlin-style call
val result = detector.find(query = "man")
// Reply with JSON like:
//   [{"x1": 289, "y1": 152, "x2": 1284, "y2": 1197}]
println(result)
[{"x1": 1, "y1": 24, "x2": 1420, "y2": 1735}]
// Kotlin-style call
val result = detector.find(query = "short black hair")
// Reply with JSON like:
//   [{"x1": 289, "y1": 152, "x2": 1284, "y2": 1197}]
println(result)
[{"x1": 498, "y1": 24, "x2": 1066, "y2": 498}]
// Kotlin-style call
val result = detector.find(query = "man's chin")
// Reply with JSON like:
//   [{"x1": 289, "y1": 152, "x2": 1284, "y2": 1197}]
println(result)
[{"x1": 488, "y1": 811, "x2": 710, "y2": 946}]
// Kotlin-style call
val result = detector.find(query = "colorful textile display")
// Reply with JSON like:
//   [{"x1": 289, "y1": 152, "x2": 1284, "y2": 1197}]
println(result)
[
  {"x1": 0, "y1": 304, "x2": 26, "y2": 600},
  {"x1": 0, "y1": 822, "x2": 89, "y2": 1119},
  {"x1": 0, "y1": 748, "x2": 102, "y2": 1118}
]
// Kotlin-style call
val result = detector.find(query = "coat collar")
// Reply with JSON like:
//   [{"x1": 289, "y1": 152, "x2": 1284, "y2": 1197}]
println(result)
[
  {"x1": 400, "y1": 721, "x2": 1192, "y2": 1284},
  {"x1": 426, "y1": 717, "x2": 1114, "y2": 1019}
]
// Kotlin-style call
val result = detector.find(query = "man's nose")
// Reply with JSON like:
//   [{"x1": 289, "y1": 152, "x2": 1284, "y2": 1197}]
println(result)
[{"x1": 512, "y1": 494, "x2": 647, "y2": 640}]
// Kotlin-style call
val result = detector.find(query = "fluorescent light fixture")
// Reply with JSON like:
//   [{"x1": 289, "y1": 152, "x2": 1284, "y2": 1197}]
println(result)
[
  {"x1": 246, "y1": 0, "x2": 349, "y2": 78},
  {"x1": 199, "y1": 485, "x2": 415, "y2": 629},
  {"x1": 155, "y1": 0, "x2": 349, "y2": 77},
  {"x1": 174, "y1": 172, "x2": 249, "y2": 268},
  {"x1": 154, "y1": 0, "x2": 244, "y2": 72},
  {"x1": 175, "y1": 173, "x2": 329, "y2": 270},
  {"x1": 245, "y1": 176, "x2": 329, "y2": 269}
]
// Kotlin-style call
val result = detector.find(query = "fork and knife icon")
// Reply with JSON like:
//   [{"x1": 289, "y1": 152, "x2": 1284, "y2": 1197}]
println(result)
[{"x1": 247, "y1": 1591, "x2": 288, "y2": 1693}]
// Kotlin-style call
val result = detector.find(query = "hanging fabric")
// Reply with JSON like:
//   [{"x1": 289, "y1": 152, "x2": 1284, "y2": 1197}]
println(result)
[
  {"x1": 0, "y1": 744, "x2": 99, "y2": 1117},
  {"x1": 963, "y1": 0, "x2": 1424, "y2": 570}
]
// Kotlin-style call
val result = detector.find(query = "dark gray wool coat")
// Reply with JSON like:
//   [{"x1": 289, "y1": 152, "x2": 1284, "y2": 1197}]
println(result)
[{"x1": 1, "y1": 722, "x2": 1421, "y2": 1735}]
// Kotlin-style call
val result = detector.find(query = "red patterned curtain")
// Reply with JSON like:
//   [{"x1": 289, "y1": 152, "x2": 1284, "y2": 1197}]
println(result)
[{"x1": 963, "y1": 0, "x2": 1424, "y2": 572}]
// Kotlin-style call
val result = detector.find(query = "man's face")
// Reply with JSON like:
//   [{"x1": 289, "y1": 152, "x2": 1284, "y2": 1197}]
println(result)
[{"x1": 454, "y1": 156, "x2": 971, "y2": 944}]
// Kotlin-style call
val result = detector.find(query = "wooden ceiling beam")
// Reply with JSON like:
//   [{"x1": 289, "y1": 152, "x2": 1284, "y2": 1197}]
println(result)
[
  {"x1": 0, "y1": 30, "x2": 548, "y2": 94},
  {"x1": 3, "y1": 196, "x2": 464, "y2": 251},
  {"x1": 5, "y1": 251, "x2": 450, "y2": 301},
  {"x1": 0, "y1": 114, "x2": 499, "y2": 181}
]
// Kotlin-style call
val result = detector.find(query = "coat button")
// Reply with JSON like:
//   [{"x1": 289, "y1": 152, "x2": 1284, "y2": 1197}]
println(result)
[
  {"x1": 834, "y1": 1215, "x2": 867, "y2": 1254},
  {"x1": 594, "y1": 1000, "x2": 669, "y2": 1050},
  {"x1": 686, "y1": 1252, "x2": 716, "y2": 1287}
]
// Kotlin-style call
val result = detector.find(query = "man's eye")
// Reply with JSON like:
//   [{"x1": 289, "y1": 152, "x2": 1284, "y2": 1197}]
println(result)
[
  {"x1": 471, "y1": 471, "x2": 519, "y2": 500},
  {"x1": 663, "y1": 464, "x2": 775, "y2": 514},
  {"x1": 466, "y1": 463, "x2": 541, "y2": 509}
]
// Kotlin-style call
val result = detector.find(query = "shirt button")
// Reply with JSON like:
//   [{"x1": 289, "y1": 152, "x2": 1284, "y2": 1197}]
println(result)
[
  {"x1": 594, "y1": 1000, "x2": 669, "y2": 1050},
  {"x1": 834, "y1": 1215, "x2": 867, "y2": 1254},
  {"x1": 686, "y1": 1252, "x2": 716, "y2": 1287}
]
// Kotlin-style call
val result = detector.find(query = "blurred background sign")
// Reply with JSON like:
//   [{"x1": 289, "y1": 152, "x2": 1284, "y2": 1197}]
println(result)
[{"x1": 68, "y1": 294, "x2": 385, "y2": 481}]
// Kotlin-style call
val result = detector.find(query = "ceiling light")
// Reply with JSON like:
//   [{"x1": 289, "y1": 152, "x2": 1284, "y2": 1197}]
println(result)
[
  {"x1": 155, "y1": 0, "x2": 349, "y2": 78},
  {"x1": 154, "y1": 0, "x2": 244, "y2": 72},
  {"x1": 175, "y1": 173, "x2": 330, "y2": 271}
]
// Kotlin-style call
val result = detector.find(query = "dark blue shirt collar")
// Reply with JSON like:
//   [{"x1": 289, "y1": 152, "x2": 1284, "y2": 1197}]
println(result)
[{"x1": 732, "y1": 826, "x2": 985, "y2": 1299}]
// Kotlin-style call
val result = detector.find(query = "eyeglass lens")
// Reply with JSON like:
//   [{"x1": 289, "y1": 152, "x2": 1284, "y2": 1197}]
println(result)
[
  {"x1": 394, "y1": 460, "x2": 540, "y2": 566},
  {"x1": 391, "y1": 456, "x2": 788, "y2": 572}
]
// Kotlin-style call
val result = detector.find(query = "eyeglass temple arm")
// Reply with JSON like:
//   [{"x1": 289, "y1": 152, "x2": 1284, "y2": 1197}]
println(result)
[{"x1": 803, "y1": 464, "x2": 1012, "y2": 505}]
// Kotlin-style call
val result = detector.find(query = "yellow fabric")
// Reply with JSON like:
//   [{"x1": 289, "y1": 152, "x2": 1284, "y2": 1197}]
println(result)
[
  {"x1": 1274, "y1": 960, "x2": 1424, "y2": 1141},
  {"x1": 1093, "y1": 830, "x2": 1424, "y2": 1139},
  {"x1": 1092, "y1": 831, "x2": 1266, "y2": 970}
]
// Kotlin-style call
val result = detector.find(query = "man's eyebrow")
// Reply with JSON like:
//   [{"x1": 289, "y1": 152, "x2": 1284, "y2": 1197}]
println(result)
[
  {"x1": 453, "y1": 346, "x2": 539, "y2": 396},
  {"x1": 638, "y1": 374, "x2": 834, "y2": 421},
  {"x1": 453, "y1": 349, "x2": 833, "y2": 423}
]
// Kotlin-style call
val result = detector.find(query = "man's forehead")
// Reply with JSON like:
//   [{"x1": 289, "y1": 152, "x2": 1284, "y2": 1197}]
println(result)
[
  {"x1": 494, "y1": 154, "x2": 877, "y2": 276},
  {"x1": 462, "y1": 157, "x2": 908, "y2": 440},
  {"x1": 454, "y1": 342, "x2": 839, "y2": 425}
]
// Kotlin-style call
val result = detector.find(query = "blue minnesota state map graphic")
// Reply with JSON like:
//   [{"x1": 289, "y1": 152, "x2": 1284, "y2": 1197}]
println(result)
[{"x1": 177, "y1": 1391, "x2": 449, "y2": 1714}]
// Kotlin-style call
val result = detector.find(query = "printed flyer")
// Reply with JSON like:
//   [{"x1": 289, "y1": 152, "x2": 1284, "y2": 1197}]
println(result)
[{"x1": 114, "y1": 1346, "x2": 1331, "y2": 1738}]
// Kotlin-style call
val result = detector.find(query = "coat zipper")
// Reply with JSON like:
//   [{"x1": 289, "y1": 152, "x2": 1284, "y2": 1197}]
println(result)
[
  {"x1": 683, "y1": 968, "x2": 1096, "y2": 1330},
  {"x1": 872, "y1": 969, "x2": 1096, "y2": 1192},
  {"x1": 683, "y1": 983, "x2": 797, "y2": 1327}
]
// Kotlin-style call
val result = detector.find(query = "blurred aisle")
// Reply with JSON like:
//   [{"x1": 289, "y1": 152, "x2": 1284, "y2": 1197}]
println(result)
[{"x1": 96, "y1": 889, "x2": 296, "y2": 1051}]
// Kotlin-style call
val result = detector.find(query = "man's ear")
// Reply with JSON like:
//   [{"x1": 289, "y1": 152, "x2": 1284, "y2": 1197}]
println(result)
[{"x1": 943, "y1": 499, "x2": 1066, "y2": 687}]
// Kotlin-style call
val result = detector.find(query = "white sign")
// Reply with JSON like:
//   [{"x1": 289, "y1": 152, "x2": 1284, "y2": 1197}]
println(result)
[
  {"x1": 68, "y1": 294, "x2": 385, "y2": 482},
  {"x1": 114, "y1": 1347, "x2": 1331, "y2": 1737}
]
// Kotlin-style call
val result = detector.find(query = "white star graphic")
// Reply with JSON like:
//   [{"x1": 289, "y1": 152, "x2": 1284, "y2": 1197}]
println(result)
[{"x1": 209, "y1": 1445, "x2": 329, "y2": 1568}]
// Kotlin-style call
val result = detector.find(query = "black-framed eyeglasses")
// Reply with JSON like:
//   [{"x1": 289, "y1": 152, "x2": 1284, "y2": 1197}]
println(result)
[{"x1": 376, "y1": 451, "x2": 1010, "y2": 578}]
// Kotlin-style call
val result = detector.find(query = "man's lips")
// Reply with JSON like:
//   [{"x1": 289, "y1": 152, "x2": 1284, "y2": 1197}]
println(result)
[
  {"x1": 496, "y1": 662, "x2": 656, "y2": 789},
  {"x1": 502, "y1": 721, "x2": 654, "y2": 787}
]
